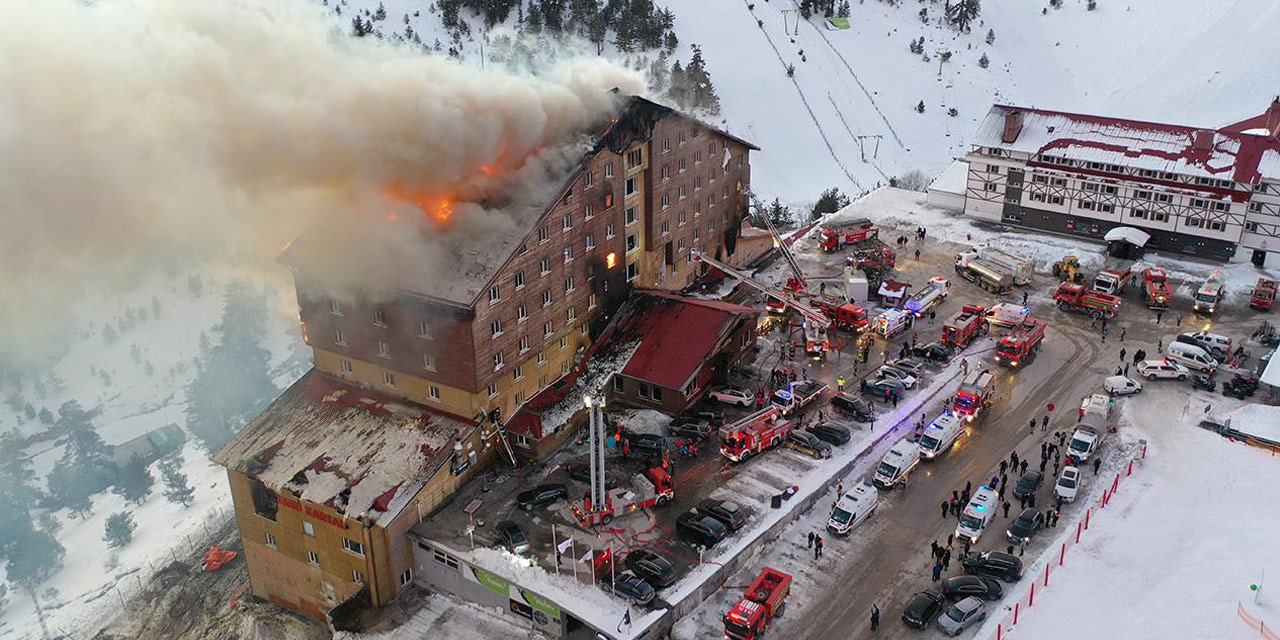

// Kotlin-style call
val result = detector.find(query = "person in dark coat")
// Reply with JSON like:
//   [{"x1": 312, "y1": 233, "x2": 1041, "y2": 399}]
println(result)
[
  {"x1": 965, "y1": 480, "x2": 972, "y2": 495},
  {"x1": 808, "y1": 531, "x2": 815, "y2": 548},
  {"x1": 1020, "y1": 459, "x2": 1029, "y2": 474},
  {"x1": 1045, "y1": 509, "x2": 1054, "y2": 527},
  {"x1": 1051, "y1": 510, "x2": 1060, "y2": 527},
  {"x1": 1000, "y1": 460, "x2": 1008, "y2": 475},
  {"x1": 931, "y1": 541, "x2": 940, "y2": 559},
  {"x1": 941, "y1": 501, "x2": 949, "y2": 518},
  {"x1": 947, "y1": 533, "x2": 954, "y2": 548},
  {"x1": 942, "y1": 548, "x2": 951, "y2": 570},
  {"x1": 1012, "y1": 451, "x2": 1020, "y2": 468},
  {"x1": 870, "y1": 605, "x2": 880, "y2": 631}
]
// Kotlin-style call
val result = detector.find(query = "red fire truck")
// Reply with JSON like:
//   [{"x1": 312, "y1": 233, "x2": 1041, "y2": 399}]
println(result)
[
  {"x1": 849, "y1": 241, "x2": 897, "y2": 271},
  {"x1": 953, "y1": 370, "x2": 995, "y2": 421},
  {"x1": 811, "y1": 299, "x2": 870, "y2": 332},
  {"x1": 723, "y1": 567, "x2": 793, "y2": 640},
  {"x1": 572, "y1": 468, "x2": 674, "y2": 526},
  {"x1": 995, "y1": 318, "x2": 1046, "y2": 368},
  {"x1": 719, "y1": 407, "x2": 792, "y2": 463},
  {"x1": 1142, "y1": 267, "x2": 1173, "y2": 310},
  {"x1": 941, "y1": 307, "x2": 987, "y2": 348},
  {"x1": 1054, "y1": 283, "x2": 1120, "y2": 319},
  {"x1": 1251, "y1": 278, "x2": 1277, "y2": 311},
  {"x1": 819, "y1": 218, "x2": 878, "y2": 252}
]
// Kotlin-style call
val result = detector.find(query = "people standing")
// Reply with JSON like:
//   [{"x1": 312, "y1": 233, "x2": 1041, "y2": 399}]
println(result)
[
  {"x1": 816, "y1": 535, "x2": 824, "y2": 558},
  {"x1": 942, "y1": 548, "x2": 952, "y2": 570},
  {"x1": 808, "y1": 531, "x2": 815, "y2": 549},
  {"x1": 1002, "y1": 501, "x2": 1011, "y2": 518},
  {"x1": 1020, "y1": 459, "x2": 1029, "y2": 474},
  {"x1": 932, "y1": 561, "x2": 943, "y2": 581},
  {"x1": 1042, "y1": 414, "x2": 1050, "y2": 432},
  {"x1": 870, "y1": 605, "x2": 880, "y2": 632},
  {"x1": 1120, "y1": 348, "x2": 1127, "y2": 362}
]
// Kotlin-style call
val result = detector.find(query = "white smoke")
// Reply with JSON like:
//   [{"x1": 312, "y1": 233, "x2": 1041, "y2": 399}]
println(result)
[{"x1": 0, "y1": 0, "x2": 645, "y2": 367}]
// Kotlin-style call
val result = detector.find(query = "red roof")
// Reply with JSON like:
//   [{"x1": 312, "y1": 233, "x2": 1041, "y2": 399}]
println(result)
[{"x1": 620, "y1": 294, "x2": 754, "y2": 390}]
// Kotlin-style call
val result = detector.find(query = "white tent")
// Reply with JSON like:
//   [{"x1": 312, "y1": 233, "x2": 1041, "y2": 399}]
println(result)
[{"x1": 1104, "y1": 226, "x2": 1151, "y2": 247}]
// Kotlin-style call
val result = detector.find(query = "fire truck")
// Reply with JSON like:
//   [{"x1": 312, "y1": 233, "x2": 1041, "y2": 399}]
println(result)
[
  {"x1": 941, "y1": 307, "x2": 987, "y2": 348},
  {"x1": 572, "y1": 467, "x2": 674, "y2": 526},
  {"x1": 1092, "y1": 259, "x2": 1135, "y2": 296},
  {"x1": 772, "y1": 380, "x2": 829, "y2": 416},
  {"x1": 719, "y1": 407, "x2": 792, "y2": 462},
  {"x1": 1141, "y1": 267, "x2": 1173, "y2": 310},
  {"x1": 1193, "y1": 271, "x2": 1225, "y2": 314},
  {"x1": 994, "y1": 318, "x2": 1046, "y2": 368},
  {"x1": 1251, "y1": 278, "x2": 1277, "y2": 311},
  {"x1": 872, "y1": 308, "x2": 914, "y2": 339},
  {"x1": 905, "y1": 276, "x2": 950, "y2": 317},
  {"x1": 1054, "y1": 283, "x2": 1120, "y2": 319},
  {"x1": 692, "y1": 252, "x2": 833, "y2": 357},
  {"x1": 848, "y1": 241, "x2": 897, "y2": 272},
  {"x1": 953, "y1": 370, "x2": 995, "y2": 421},
  {"x1": 723, "y1": 567, "x2": 793, "y2": 640},
  {"x1": 811, "y1": 298, "x2": 870, "y2": 332},
  {"x1": 819, "y1": 217, "x2": 878, "y2": 252}
]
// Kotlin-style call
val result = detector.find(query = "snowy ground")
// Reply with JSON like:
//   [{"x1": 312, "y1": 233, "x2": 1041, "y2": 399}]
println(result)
[
  {"x1": 0, "y1": 266, "x2": 307, "y2": 639},
  {"x1": 971, "y1": 384, "x2": 1280, "y2": 640}
]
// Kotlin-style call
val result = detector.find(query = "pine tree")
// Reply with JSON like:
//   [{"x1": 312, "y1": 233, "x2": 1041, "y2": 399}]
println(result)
[
  {"x1": 979, "y1": 53, "x2": 990, "y2": 68},
  {"x1": 915, "y1": 100, "x2": 926, "y2": 113},
  {"x1": 838, "y1": 0, "x2": 850, "y2": 17},
  {"x1": 102, "y1": 324, "x2": 117, "y2": 346},
  {"x1": 5, "y1": 523, "x2": 63, "y2": 591},
  {"x1": 685, "y1": 45, "x2": 721, "y2": 115},
  {"x1": 159, "y1": 454, "x2": 195, "y2": 507},
  {"x1": 103, "y1": 512, "x2": 136, "y2": 549},
  {"x1": 811, "y1": 188, "x2": 852, "y2": 220},
  {"x1": 986, "y1": 28, "x2": 995, "y2": 45},
  {"x1": 799, "y1": 0, "x2": 813, "y2": 19},
  {"x1": 945, "y1": 0, "x2": 980, "y2": 33},
  {"x1": 114, "y1": 454, "x2": 154, "y2": 505}
]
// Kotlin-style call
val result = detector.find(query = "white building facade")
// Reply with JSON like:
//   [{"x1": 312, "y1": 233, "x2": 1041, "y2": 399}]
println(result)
[{"x1": 963, "y1": 103, "x2": 1280, "y2": 266}]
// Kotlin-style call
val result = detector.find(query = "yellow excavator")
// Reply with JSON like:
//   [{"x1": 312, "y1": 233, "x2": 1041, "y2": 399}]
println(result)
[{"x1": 1053, "y1": 255, "x2": 1085, "y2": 283}]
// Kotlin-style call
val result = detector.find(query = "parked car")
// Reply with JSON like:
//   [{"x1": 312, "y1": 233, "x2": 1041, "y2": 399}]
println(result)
[
  {"x1": 1055, "y1": 466, "x2": 1081, "y2": 503},
  {"x1": 962, "y1": 551, "x2": 1024, "y2": 583},
  {"x1": 1103, "y1": 375, "x2": 1142, "y2": 396},
  {"x1": 901, "y1": 589, "x2": 946, "y2": 628},
  {"x1": 496, "y1": 521, "x2": 529, "y2": 554},
  {"x1": 940, "y1": 575, "x2": 1003, "y2": 601},
  {"x1": 807, "y1": 422, "x2": 851, "y2": 446},
  {"x1": 697, "y1": 498, "x2": 749, "y2": 531},
  {"x1": 1138, "y1": 359, "x2": 1190, "y2": 381},
  {"x1": 623, "y1": 549, "x2": 677, "y2": 589},
  {"x1": 912, "y1": 341, "x2": 955, "y2": 362},
  {"x1": 937, "y1": 597, "x2": 987, "y2": 637},
  {"x1": 787, "y1": 430, "x2": 833, "y2": 459},
  {"x1": 516, "y1": 483, "x2": 568, "y2": 511},
  {"x1": 832, "y1": 392, "x2": 874, "y2": 422},
  {"x1": 676, "y1": 511, "x2": 728, "y2": 547},
  {"x1": 667, "y1": 419, "x2": 713, "y2": 441},
  {"x1": 1012, "y1": 470, "x2": 1043, "y2": 499},
  {"x1": 891, "y1": 358, "x2": 928, "y2": 376},
  {"x1": 862, "y1": 379, "x2": 906, "y2": 401},
  {"x1": 600, "y1": 570, "x2": 655, "y2": 606},
  {"x1": 708, "y1": 387, "x2": 754, "y2": 407},
  {"x1": 565, "y1": 463, "x2": 618, "y2": 489},
  {"x1": 625, "y1": 433, "x2": 667, "y2": 459},
  {"x1": 685, "y1": 406, "x2": 724, "y2": 425},
  {"x1": 1006, "y1": 508, "x2": 1045, "y2": 544},
  {"x1": 876, "y1": 365, "x2": 919, "y2": 389}
]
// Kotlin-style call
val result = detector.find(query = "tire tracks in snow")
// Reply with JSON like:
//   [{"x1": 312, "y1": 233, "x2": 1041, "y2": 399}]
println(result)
[{"x1": 807, "y1": 20, "x2": 906, "y2": 150}]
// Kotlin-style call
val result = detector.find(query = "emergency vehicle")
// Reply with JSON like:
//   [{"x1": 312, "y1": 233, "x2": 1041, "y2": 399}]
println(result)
[
  {"x1": 994, "y1": 318, "x2": 1046, "y2": 368},
  {"x1": 811, "y1": 298, "x2": 870, "y2": 332},
  {"x1": 956, "y1": 486, "x2": 1000, "y2": 543},
  {"x1": 904, "y1": 277, "x2": 950, "y2": 317},
  {"x1": 827, "y1": 483, "x2": 879, "y2": 535},
  {"x1": 872, "y1": 308, "x2": 914, "y2": 339},
  {"x1": 1054, "y1": 283, "x2": 1120, "y2": 319},
  {"x1": 1193, "y1": 271, "x2": 1225, "y2": 314},
  {"x1": 952, "y1": 370, "x2": 995, "y2": 421},
  {"x1": 723, "y1": 567, "x2": 793, "y2": 640},
  {"x1": 819, "y1": 218, "x2": 877, "y2": 252},
  {"x1": 1250, "y1": 278, "x2": 1276, "y2": 311},
  {"x1": 1092, "y1": 259, "x2": 1135, "y2": 296},
  {"x1": 719, "y1": 407, "x2": 792, "y2": 462},
  {"x1": 941, "y1": 307, "x2": 986, "y2": 348},
  {"x1": 572, "y1": 468, "x2": 674, "y2": 526},
  {"x1": 1142, "y1": 267, "x2": 1173, "y2": 310},
  {"x1": 955, "y1": 255, "x2": 1015, "y2": 295}
]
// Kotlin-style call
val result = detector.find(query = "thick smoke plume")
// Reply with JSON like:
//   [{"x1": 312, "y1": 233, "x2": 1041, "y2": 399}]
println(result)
[{"x1": 0, "y1": 0, "x2": 644, "y2": 367}]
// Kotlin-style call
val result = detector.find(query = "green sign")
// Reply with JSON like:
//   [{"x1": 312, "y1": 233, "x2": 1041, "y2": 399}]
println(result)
[
  {"x1": 827, "y1": 17, "x2": 851, "y2": 30},
  {"x1": 471, "y1": 567, "x2": 510, "y2": 596},
  {"x1": 520, "y1": 589, "x2": 561, "y2": 620}
]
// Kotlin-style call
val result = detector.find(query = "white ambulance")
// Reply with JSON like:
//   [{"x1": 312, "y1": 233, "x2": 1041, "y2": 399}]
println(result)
[{"x1": 955, "y1": 486, "x2": 1000, "y2": 543}]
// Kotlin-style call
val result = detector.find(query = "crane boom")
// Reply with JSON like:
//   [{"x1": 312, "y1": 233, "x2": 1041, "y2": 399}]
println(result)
[
  {"x1": 748, "y1": 189, "x2": 808, "y2": 291},
  {"x1": 692, "y1": 251, "x2": 829, "y2": 326}
]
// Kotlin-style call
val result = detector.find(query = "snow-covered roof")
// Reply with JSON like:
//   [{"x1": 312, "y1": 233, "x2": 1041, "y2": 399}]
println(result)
[
  {"x1": 1103, "y1": 226, "x2": 1151, "y2": 247},
  {"x1": 972, "y1": 105, "x2": 1280, "y2": 184},
  {"x1": 213, "y1": 370, "x2": 478, "y2": 525},
  {"x1": 927, "y1": 160, "x2": 969, "y2": 195},
  {"x1": 1262, "y1": 351, "x2": 1280, "y2": 388}
]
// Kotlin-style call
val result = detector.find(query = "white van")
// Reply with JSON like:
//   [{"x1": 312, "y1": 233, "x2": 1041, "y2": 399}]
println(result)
[
  {"x1": 827, "y1": 482, "x2": 879, "y2": 535},
  {"x1": 955, "y1": 486, "x2": 1000, "y2": 543},
  {"x1": 1078, "y1": 393, "x2": 1112, "y2": 419},
  {"x1": 873, "y1": 439, "x2": 921, "y2": 489},
  {"x1": 918, "y1": 414, "x2": 964, "y2": 459},
  {"x1": 1178, "y1": 331, "x2": 1232, "y2": 359},
  {"x1": 1165, "y1": 341, "x2": 1218, "y2": 373}
]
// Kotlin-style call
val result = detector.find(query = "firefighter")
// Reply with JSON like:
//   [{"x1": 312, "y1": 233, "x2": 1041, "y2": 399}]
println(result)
[{"x1": 837, "y1": 376, "x2": 846, "y2": 392}]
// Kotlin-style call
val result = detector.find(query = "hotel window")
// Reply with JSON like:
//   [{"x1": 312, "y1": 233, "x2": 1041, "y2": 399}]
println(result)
[
  {"x1": 488, "y1": 383, "x2": 498, "y2": 397},
  {"x1": 562, "y1": 189, "x2": 573, "y2": 206},
  {"x1": 419, "y1": 321, "x2": 433, "y2": 339},
  {"x1": 604, "y1": 192, "x2": 614, "y2": 208},
  {"x1": 303, "y1": 521, "x2": 315, "y2": 537},
  {"x1": 1135, "y1": 190, "x2": 1150, "y2": 200},
  {"x1": 537, "y1": 257, "x2": 551, "y2": 276},
  {"x1": 429, "y1": 385, "x2": 441, "y2": 400},
  {"x1": 661, "y1": 194, "x2": 670, "y2": 209},
  {"x1": 1103, "y1": 185, "x2": 1117, "y2": 195},
  {"x1": 519, "y1": 336, "x2": 530, "y2": 353},
  {"x1": 661, "y1": 165, "x2": 670, "y2": 180},
  {"x1": 678, "y1": 210, "x2": 687, "y2": 226},
  {"x1": 266, "y1": 533, "x2": 277, "y2": 549},
  {"x1": 613, "y1": 376, "x2": 624, "y2": 393},
  {"x1": 585, "y1": 235, "x2": 595, "y2": 251},
  {"x1": 1077, "y1": 200, "x2": 1095, "y2": 210},
  {"x1": 1098, "y1": 203, "x2": 1114, "y2": 213},
  {"x1": 537, "y1": 350, "x2": 547, "y2": 365},
  {"x1": 542, "y1": 290, "x2": 552, "y2": 307},
  {"x1": 1185, "y1": 217, "x2": 1204, "y2": 228},
  {"x1": 1254, "y1": 182, "x2": 1268, "y2": 193},
  {"x1": 694, "y1": 150, "x2": 703, "y2": 164},
  {"x1": 493, "y1": 352, "x2": 505, "y2": 369},
  {"x1": 538, "y1": 226, "x2": 549, "y2": 243},
  {"x1": 1156, "y1": 194, "x2": 1172, "y2": 203},
  {"x1": 489, "y1": 285, "x2": 501, "y2": 303},
  {"x1": 1208, "y1": 220, "x2": 1225, "y2": 231},
  {"x1": 564, "y1": 276, "x2": 576, "y2": 293},
  {"x1": 1250, "y1": 202, "x2": 1263, "y2": 213},
  {"x1": 373, "y1": 309, "x2": 387, "y2": 326},
  {"x1": 513, "y1": 364, "x2": 524, "y2": 381},
  {"x1": 1033, "y1": 175, "x2": 1047, "y2": 184},
  {"x1": 1213, "y1": 202, "x2": 1228, "y2": 212},
  {"x1": 679, "y1": 158, "x2": 686, "y2": 172},
  {"x1": 342, "y1": 537, "x2": 365, "y2": 557},
  {"x1": 678, "y1": 185, "x2": 687, "y2": 199},
  {"x1": 585, "y1": 203, "x2": 594, "y2": 219},
  {"x1": 693, "y1": 228, "x2": 701, "y2": 242},
  {"x1": 560, "y1": 334, "x2": 569, "y2": 349},
  {"x1": 695, "y1": 177, "x2": 702, "y2": 191},
  {"x1": 566, "y1": 307, "x2": 576, "y2": 325},
  {"x1": 1130, "y1": 209, "x2": 1148, "y2": 219},
  {"x1": 1051, "y1": 178, "x2": 1066, "y2": 187},
  {"x1": 661, "y1": 221, "x2": 670, "y2": 236},
  {"x1": 627, "y1": 262, "x2": 639, "y2": 282},
  {"x1": 626, "y1": 149, "x2": 643, "y2": 168},
  {"x1": 1083, "y1": 183, "x2": 1099, "y2": 192},
  {"x1": 378, "y1": 340, "x2": 390, "y2": 357},
  {"x1": 584, "y1": 171, "x2": 593, "y2": 187},
  {"x1": 423, "y1": 353, "x2": 437, "y2": 371},
  {"x1": 1191, "y1": 198, "x2": 1207, "y2": 209},
  {"x1": 543, "y1": 322, "x2": 554, "y2": 338},
  {"x1": 400, "y1": 570, "x2": 413, "y2": 587},
  {"x1": 987, "y1": 164, "x2": 1000, "y2": 173},
  {"x1": 1151, "y1": 212, "x2": 1167, "y2": 222},
  {"x1": 626, "y1": 206, "x2": 638, "y2": 225},
  {"x1": 588, "y1": 294, "x2": 598, "y2": 309},
  {"x1": 605, "y1": 162, "x2": 614, "y2": 178},
  {"x1": 383, "y1": 371, "x2": 395, "y2": 386},
  {"x1": 490, "y1": 319, "x2": 503, "y2": 338},
  {"x1": 626, "y1": 234, "x2": 638, "y2": 253},
  {"x1": 984, "y1": 183, "x2": 998, "y2": 192},
  {"x1": 1049, "y1": 195, "x2": 1064, "y2": 205},
  {"x1": 606, "y1": 223, "x2": 616, "y2": 238},
  {"x1": 517, "y1": 305, "x2": 528, "y2": 323},
  {"x1": 564, "y1": 246, "x2": 574, "y2": 263},
  {"x1": 330, "y1": 300, "x2": 343, "y2": 315},
  {"x1": 340, "y1": 359, "x2": 353, "y2": 373},
  {"x1": 625, "y1": 177, "x2": 636, "y2": 196},
  {"x1": 353, "y1": 570, "x2": 365, "y2": 585},
  {"x1": 308, "y1": 551, "x2": 320, "y2": 566},
  {"x1": 562, "y1": 213, "x2": 573, "y2": 231},
  {"x1": 334, "y1": 329, "x2": 346, "y2": 346}
]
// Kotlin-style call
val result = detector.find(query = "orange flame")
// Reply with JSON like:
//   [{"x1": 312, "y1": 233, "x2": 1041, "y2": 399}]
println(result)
[{"x1": 385, "y1": 184, "x2": 456, "y2": 225}]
